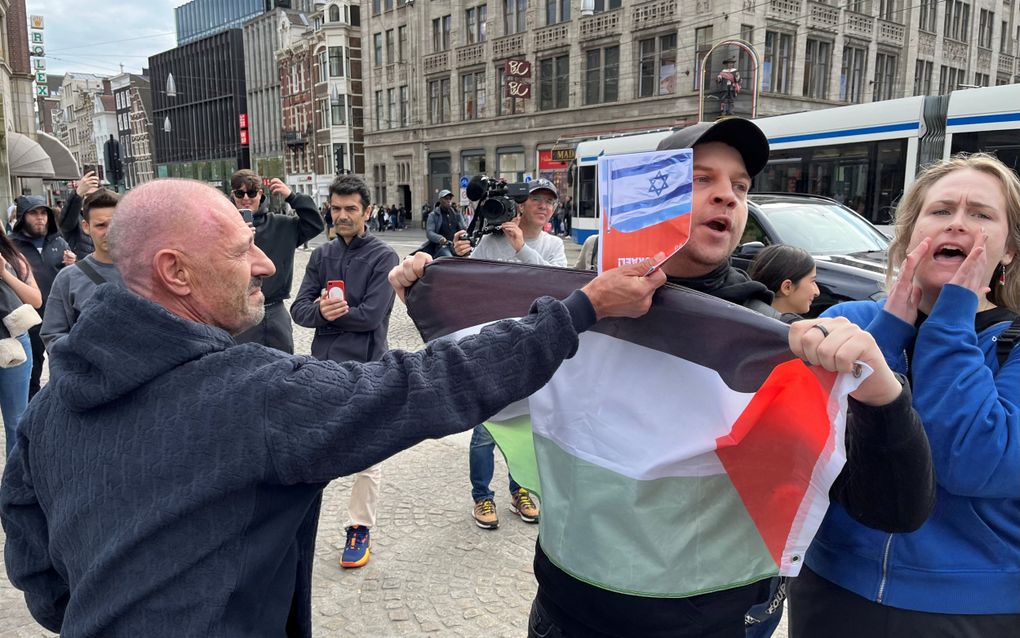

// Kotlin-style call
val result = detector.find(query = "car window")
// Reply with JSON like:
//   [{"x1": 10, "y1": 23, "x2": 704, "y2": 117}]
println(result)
[
  {"x1": 756, "y1": 202, "x2": 888, "y2": 255},
  {"x1": 740, "y1": 214, "x2": 769, "y2": 245}
]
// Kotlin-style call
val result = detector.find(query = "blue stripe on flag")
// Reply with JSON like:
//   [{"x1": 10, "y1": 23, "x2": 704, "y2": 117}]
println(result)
[
  {"x1": 610, "y1": 156, "x2": 684, "y2": 180},
  {"x1": 610, "y1": 181, "x2": 693, "y2": 217},
  {"x1": 610, "y1": 202, "x2": 692, "y2": 233}
]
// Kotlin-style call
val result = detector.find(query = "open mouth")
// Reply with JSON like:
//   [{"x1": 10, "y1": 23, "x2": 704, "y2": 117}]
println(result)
[
  {"x1": 706, "y1": 218, "x2": 731, "y2": 233},
  {"x1": 933, "y1": 243, "x2": 968, "y2": 262}
]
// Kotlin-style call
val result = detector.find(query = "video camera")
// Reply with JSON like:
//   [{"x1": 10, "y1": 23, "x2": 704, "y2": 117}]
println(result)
[{"x1": 462, "y1": 175, "x2": 529, "y2": 246}]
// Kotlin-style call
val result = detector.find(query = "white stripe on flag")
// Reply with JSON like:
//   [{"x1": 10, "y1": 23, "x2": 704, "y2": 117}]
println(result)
[{"x1": 530, "y1": 331, "x2": 755, "y2": 480}]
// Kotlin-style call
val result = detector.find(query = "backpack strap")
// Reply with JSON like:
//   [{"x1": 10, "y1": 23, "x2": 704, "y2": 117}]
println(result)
[
  {"x1": 75, "y1": 260, "x2": 107, "y2": 286},
  {"x1": 996, "y1": 317, "x2": 1020, "y2": 368}
]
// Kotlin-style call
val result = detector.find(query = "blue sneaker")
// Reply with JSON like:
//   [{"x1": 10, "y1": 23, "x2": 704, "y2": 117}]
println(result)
[{"x1": 341, "y1": 525, "x2": 371, "y2": 568}]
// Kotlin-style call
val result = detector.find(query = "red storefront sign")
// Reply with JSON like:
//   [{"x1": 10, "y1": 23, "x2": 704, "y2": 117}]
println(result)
[{"x1": 538, "y1": 150, "x2": 571, "y2": 170}]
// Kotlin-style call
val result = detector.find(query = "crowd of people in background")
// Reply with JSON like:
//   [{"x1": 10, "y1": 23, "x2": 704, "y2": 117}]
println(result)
[{"x1": 0, "y1": 117, "x2": 1018, "y2": 637}]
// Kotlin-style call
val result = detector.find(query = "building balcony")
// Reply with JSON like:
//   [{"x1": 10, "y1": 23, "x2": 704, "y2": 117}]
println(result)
[
  {"x1": 456, "y1": 42, "x2": 486, "y2": 66},
  {"x1": 423, "y1": 50, "x2": 450, "y2": 75},
  {"x1": 876, "y1": 19, "x2": 905, "y2": 46},
  {"x1": 283, "y1": 128, "x2": 311, "y2": 146},
  {"x1": 579, "y1": 8, "x2": 621, "y2": 41},
  {"x1": 807, "y1": 1, "x2": 839, "y2": 32},
  {"x1": 534, "y1": 23, "x2": 569, "y2": 51},
  {"x1": 844, "y1": 11, "x2": 874, "y2": 39},
  {"x1": 493, "y1": 32, "x2": 525, "y2": 59},
  {"x1": 768, "y1": 0, "x2": 801, "y2": 23},
  {"x1": 998, "y1": 53, "x2": 1016, "y2": 75},
  {"x1": 632, "y1": 0, "x2": 678, "y2": 30}
]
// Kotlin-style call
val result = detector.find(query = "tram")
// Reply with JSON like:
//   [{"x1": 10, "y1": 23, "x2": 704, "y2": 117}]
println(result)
[{"x1": 570, "y1": 84, "x2": 1020, "y2": 242}]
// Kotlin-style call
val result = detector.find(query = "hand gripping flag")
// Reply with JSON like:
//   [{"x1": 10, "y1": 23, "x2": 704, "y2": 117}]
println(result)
[{"x1": 406, "y1": 259, "x2": 866, "y2": 598}]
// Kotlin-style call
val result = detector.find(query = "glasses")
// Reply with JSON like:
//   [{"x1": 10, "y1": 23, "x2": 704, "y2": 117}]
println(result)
[
  {"x1": 528, "y1": 195, "x2": 556, "y2": 206},
  {"x1": 233, "y1": 188, "x2": 261, "y2": 199}
]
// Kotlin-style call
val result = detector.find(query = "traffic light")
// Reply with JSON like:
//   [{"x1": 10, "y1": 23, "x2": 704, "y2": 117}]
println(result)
[{"x1": 104, "y1": 135, "x2": 123, "y2": 186}]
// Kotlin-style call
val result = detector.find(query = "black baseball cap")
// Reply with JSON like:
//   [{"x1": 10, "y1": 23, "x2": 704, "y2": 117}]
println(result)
[
  {"x1": 528, "y1": 178, "x2": 558, "y2": 199},
  {"x1": 656, "y1": 118, "x2": 770, "y2": 178}
]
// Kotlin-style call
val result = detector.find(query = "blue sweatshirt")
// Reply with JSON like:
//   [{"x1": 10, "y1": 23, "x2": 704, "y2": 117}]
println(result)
[
  {"x1": 0, "y1": 284, "x2": 595, "y2": 637},
  {"x1": 807, "y1": 284, "x2": 1020, "y2": 615}
]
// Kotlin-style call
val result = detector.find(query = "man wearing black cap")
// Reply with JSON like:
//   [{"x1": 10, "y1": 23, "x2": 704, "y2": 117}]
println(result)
[
  {"x1": 452, "y1": 178, "x2": 566, "y2": 266},
  {"x1": 525, "y1": 118, "x2": 934, "y2": 638},
  {"x1": 425, "y1": 190, "x2": 464, "y2": 257},
  {"x1": 10, "y1": 196, "x2": 75, "y2": 397}
]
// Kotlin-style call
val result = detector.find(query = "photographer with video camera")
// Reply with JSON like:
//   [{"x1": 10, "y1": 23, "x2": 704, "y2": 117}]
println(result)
[
  {"x1": 451, "y1": 176, "x2": 566, "y2": 530},
  {"x1": 452, "y1": 178, "x2": 566, "y2": 267}
]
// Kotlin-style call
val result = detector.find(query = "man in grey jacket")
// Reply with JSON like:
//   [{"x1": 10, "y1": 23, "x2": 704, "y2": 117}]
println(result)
[
  {"x1": 41, "y1": 189, "x2": 124, "y2": 354},
  {"x1": 291, "y1": 175, "x2": 399, "y2": 569}
]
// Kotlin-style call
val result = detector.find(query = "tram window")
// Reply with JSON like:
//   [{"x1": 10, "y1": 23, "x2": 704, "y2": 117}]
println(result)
[
  {"x1": 875, "y1": 140, "x2": 906, "y2": 223},
  {"x1": 952, "y1": 130, "x2": 1020, "y2": 175},
  {"x1": 578, "y1": 165, "x2": 597, "y2": 218}
]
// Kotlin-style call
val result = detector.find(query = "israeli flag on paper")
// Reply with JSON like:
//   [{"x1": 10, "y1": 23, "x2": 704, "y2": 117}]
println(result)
[{"x1": 598, "y1": 149, "x2": 693, "y2": 233}]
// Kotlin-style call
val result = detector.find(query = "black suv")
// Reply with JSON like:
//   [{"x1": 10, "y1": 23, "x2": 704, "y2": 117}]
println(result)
[{"x1": 731, "y1": 193, "x2": 890, "y2": 317}]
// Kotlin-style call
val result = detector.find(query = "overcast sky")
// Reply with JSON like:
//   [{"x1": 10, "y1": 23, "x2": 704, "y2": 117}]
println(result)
[{"x1": 27, "y1": 0, "x2": 186, "y2": 77}]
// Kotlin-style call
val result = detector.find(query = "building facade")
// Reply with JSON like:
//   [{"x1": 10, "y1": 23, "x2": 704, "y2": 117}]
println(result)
[
  {"x1": 244, "y1": 8, "x2": 313, "y2": 180},
  {"x1": 361, "y1": 0, "x2": 1019, "y2": 216},
  {"x1": 276, "y1": 2, "x2": 365, "y2": 199},
  {"x1": 56, "y1": 73, "x2": 108, "y2": 174},
  {"x1": 150, "y1": 29, "x2": 250, "y2": 187},
  {"x1": 92, "y1": 92, "x2": 117, "y2": 184},
  {"x1": 110, "y1": 72, "x2": 153, "y2": 189},
  {"x1": 175, "y1": 0, "x2": 297, "y2": 45},
  {"x1": 35, "y1": 74, "x2": 64, "y2": 135},
  {"x1": 128, "y1": 83, "x2": 155, "y2": 186}
]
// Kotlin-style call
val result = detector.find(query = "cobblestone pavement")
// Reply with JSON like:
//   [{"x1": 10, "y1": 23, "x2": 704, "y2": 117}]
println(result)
[{"x1": 0, "y1": 227, "x2": 787, "y2": 637}]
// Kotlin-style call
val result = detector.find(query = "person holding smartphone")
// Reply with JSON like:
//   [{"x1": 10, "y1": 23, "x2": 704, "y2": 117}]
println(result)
[
  {"x1": 229, "y1": 170, "x2": 323, "y2": 354},
  {"x1": 290, "y1": 175, "x2": 399, "y2": 568}
]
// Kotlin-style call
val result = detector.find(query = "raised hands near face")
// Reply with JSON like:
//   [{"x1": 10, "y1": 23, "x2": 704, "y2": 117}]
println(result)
[
  {"x1": 789, "y1": 317, "x2": 902, "y2": 407},
  {"x1": 948, "y1": 230, "x2": 992, "y2": 301},
  {"x1": 883, "y1": 237, "x2": 928, "y2": 325}
]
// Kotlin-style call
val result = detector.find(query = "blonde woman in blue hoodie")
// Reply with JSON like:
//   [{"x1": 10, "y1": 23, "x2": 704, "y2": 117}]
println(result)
[{"x1": 790, "y1": 153, "x2": 1020, "y2": 636}]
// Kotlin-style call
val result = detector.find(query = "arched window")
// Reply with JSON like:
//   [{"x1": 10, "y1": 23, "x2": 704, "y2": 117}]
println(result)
[{"x1": 329, "y1": 4, "x2": 341, "y2": 22}]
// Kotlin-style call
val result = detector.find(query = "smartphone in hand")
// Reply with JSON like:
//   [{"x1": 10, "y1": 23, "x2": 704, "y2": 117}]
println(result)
[
  {"x1": 326, "y1": 280, "x2": 345, "y2": 301},
  {"x1": 239, "y1": 208, "x2": 253, "y2": 224}
]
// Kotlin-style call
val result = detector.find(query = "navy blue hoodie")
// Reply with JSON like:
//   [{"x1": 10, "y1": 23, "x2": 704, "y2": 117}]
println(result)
[{"x1": 0, "y1": 284, "x2": 594, "y2": 636}]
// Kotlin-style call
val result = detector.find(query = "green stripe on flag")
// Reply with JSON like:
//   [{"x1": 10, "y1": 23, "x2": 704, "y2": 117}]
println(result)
[
  {"x1": 484, "y1": 417, "x2": 541, "y2": 498},
  {"x1": 533, "y1": 433, "x2": 778, "y2": 597}
]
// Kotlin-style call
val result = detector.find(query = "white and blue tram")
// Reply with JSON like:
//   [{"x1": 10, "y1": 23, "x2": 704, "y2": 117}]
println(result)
[{"x1": 570, "y1": 84, "x2": 1020, "y2": 243}]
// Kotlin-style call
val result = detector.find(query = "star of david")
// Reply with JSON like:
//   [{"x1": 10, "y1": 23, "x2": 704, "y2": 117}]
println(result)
[{"x1": 648, "y1": 171, "x2": 669, "y2": 197}]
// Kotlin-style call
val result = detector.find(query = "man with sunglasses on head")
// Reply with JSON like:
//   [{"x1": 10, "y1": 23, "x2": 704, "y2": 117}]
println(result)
[{"x1": 229, "y1": 169, "x2": 323, "y2": 353}]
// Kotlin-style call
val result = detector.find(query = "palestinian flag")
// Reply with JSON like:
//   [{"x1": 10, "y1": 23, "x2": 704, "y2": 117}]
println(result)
[{"x1": 406, "y1": 259, "x2": 864, "y2": 598}]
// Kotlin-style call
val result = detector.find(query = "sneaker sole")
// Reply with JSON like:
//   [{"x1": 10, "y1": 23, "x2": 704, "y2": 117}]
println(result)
[
  {"x1": 509, "y1": 505, "x2": 539, "y2": 524},
  {"x1": 340, "y1": 545, "x2": 371, "y2": 569},
  {"x1": 473, "y1": 518, "x2": 499, "y2": 530}
]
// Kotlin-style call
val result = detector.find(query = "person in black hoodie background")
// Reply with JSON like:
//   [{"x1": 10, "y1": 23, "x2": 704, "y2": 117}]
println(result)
[
  {"x1": 229, "y1": 169, "x2": 324, "y2": 353},
  {"x1": 10, "y1": 196, "x2": 74, "y2": 398}
]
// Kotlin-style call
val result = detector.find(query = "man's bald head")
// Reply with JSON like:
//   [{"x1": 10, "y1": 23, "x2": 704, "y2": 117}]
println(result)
[
  {"x1": 108, "y1": 178, "x2": 275, "y2": 333},
  {"x1": 109, "y1": 179, "x2": 235, "y2": 295}
]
